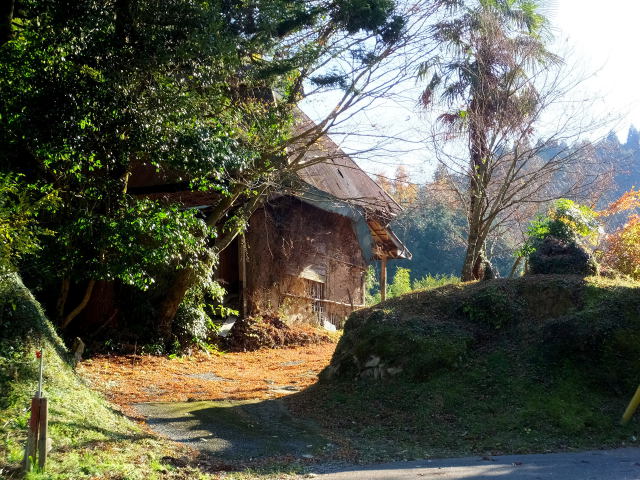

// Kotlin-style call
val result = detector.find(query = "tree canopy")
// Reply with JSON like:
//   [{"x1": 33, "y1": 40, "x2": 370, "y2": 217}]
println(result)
[{"x1": 0, "y1": 0, "x2": 409, "y2": 335}]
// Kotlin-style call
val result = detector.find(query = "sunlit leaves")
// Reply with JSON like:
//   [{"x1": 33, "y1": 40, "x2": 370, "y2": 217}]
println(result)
[
  {"x1": 600, "y1": 189, "x2": 640, "y2": 279},
  {"x1": 517, "y1": 199, "x2": 601, "y2": 258},
  {"x1": 51, "y1": 199, "x2": 214, "y2": 289},
  {"x1": 0, "y1": 174, "x2": 59, "y2": 273},
  {"x1": 603, "y1": 215, "x2": 640, "y2": 280}
]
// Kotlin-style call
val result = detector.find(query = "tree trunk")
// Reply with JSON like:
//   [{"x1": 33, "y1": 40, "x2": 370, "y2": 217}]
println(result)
[
  {"x1": 461, "y1": 226, "x2": 484, "y2": 281},
  {"x1": 461, "y1": 169, "x2": 486, "y2": 281},
  {"x1": 55, "y1": 277, "x2": 70, "y2": 322},
  {"x1": 471, "y1": 247, "x2": 486, "y2": 280},
  {"x1": 156, "y1": 268, "x2": 195, "y2": 340},
  {"x1": 508, "y1": 256, "x2": 523, "y2": 278},
  {"x1": 461, "y1": 105, "x2": 491, "y2": 282},
  {"x1": 61, "y1": 279, "x2": 96, "y2": 329}
]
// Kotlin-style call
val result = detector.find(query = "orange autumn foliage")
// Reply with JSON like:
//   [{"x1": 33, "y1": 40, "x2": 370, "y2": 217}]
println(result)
[
  {"x1": 375, "y1": 165, "x2": 418, "y2": 207},
  {"x1": 599, "y1": 188, "x2": 640, "y2": 217},
  {"x1": 600, "y1": 189, "x2": 640, "y2": 279},
  {"x1": 603, "y1": 215, "x2": 640, "y2": 280}
]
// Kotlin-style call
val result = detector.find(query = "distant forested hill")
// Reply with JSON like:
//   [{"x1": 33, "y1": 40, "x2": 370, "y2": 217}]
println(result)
[
  {"x1": 609, "y1": 126, "x2": 640, "y2": 195},
  {"x1": 593, "y1": 127, "x2": 640, "y2": 229},
  {"x1": 386, "y1": 179, "x2": 517, "y2": 280}
]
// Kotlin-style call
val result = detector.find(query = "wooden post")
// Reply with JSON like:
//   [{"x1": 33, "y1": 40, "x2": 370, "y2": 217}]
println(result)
[
  {"x1": 22, "y1": 397, "x2": 41, "y2": 472},
  {"x1": 23, "y1": 348, "x2": 48, "y2": 472},
  {"x1": 37, "y1": 398, "x2": 48, "y2": 470},
  {"x1": 380, "y1": 256, "x2": 387, "y2": 302}
]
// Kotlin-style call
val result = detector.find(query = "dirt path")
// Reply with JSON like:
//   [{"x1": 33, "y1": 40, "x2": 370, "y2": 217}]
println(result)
[
  {"x1": 78, "y1": 344, "x2": 640, "y2": 478},
  {"x1": 136, "y1": 398, "x2": 329, "y2": 461},
  {"x1": 78, "y1": 342, "x2": 336, "y2": 417},
  {"x1": 79, "y1": 343, "x2": 338, "y2": 466}
]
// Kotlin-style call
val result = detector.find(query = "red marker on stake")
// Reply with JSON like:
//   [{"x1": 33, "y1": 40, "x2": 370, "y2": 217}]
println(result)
[
  {"x1": 24, "y1": 347, "x2": 47, "y2": 472},
  {"x1": 36, "y1": 348, "x2": 44, "y2": 399}
]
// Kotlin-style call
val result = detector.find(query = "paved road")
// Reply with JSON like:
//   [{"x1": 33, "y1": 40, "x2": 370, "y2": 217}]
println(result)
[{"x1": 302, "y1": 448, "x2": 640, "y2": 480}]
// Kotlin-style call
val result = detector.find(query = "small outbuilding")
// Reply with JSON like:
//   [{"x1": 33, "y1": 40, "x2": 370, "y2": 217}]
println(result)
[{"x1": 130, "y1": 120, "x2": 410, "y2": 328}]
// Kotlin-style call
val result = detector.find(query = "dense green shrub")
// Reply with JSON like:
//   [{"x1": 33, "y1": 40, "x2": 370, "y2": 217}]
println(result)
[
  {"x1": 412, "y1": 274, "x2": 459, "y2": 290},
  {"x1": 462, "y1": 286, "x2": 517, "y2": 329},
  {"x1": 172, "y1": 274, "x2": 234, "y2": 349},
  {"x1": 0, "y1": 174, "x2": 58, "y2": 274},
  {"x1": 518, "y1": 199, "x2": 600, "y2": 276},
  {"x1": 173, "y1": 304, "x2": 212, "y2": 347},
  {"x1": 365, "y1": 267, "x2": 460, "y2": 306},
  {"x1": 388, "y1": 267, "x2": 412, "y2": 298},
  {"x1": 529, "y1": 237, "x2": 598, "y2": 275}
]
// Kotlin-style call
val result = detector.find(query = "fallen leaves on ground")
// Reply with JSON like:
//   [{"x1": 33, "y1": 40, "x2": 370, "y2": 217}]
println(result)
[
  {"x1": 78, "y1": 342, "x2": 337, "y2": 418},
  {"x1": 225, "y1": 315, "x2": 332, "y2": 352}
]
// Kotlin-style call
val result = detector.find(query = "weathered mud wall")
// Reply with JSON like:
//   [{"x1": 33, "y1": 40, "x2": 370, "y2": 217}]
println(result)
[{"x1": 245, "y1": 197, "x2": 366, "y2": 327}]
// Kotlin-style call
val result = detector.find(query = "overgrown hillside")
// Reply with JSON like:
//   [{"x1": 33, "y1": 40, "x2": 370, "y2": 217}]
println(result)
[
  {"x1": 288, "y1": 275, "x2": 640, "y2": 461},
  {"x1": 0, "y1": 275, "x2": 202, "y2": 479}
]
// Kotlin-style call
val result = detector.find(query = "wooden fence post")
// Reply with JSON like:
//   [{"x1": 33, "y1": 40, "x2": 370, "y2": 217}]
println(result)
[
  {"x1": 37, "y1": 397, "x2": 48, "y2": 470},
  {"x1": 23, "y1": 348, "x2": 48, "y2": 472},
  {"x1": 380, "y1": 256, "x2": 387, "y2": 302},
  {"x1": 22, "y1": 397, "x2": 41, "y2": 472}
]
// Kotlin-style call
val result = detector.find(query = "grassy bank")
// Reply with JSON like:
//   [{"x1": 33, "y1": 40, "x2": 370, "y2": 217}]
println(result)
[
  {"x1": 287, "y1": 275, "x2": 640, "y2": 462},
  {"x1": 4, "y1": 273, "x2": 640, "y2": 477},
  {"x1": 0, "y1": 274, "x2": 212, "y2": 479}
]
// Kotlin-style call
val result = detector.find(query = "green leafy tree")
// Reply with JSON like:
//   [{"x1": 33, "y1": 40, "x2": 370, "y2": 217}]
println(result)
[
  {"x1": 388, "y1": 267, "x2": 412, "y2": 298},
  {"x1": 0, "y1": 0, "x2": 410, "y2": 337},
  {"x1": 513, "y1": 198, "x2": 600, "y2": 276},
  {"x1": 0, "y1": 173, "x2": 58, "y2": 274},
  {"x1": 364, "y1": 264, "x2": 381, "y2": 305},
  {"x1": 517, "y1": 198, "x2": 600, "y2": 258},
  {"x1": 412, "y1": 274, "x2": 459, "y2": 290}
]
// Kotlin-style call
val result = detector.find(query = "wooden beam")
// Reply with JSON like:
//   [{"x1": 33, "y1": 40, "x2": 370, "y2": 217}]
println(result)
[
  {"x1": 282, "y1": 292, "x2": 365, "y2": 308},
  {"x1": 380, "y1": 256, "x2": 387, "y2": 302}
]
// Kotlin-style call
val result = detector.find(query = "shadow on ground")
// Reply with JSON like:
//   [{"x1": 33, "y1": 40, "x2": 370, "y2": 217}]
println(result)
[{"x1": 135, "y1": 398, "x2": 328, "y2": 461}]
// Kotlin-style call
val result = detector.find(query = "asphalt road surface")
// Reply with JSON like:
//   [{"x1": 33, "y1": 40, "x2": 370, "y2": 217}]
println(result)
[{"x1": 302, "y1": 448, "x2": 640, "y2": 480}]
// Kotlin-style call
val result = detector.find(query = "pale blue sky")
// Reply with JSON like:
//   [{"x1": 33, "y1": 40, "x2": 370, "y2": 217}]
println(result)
[
  {"x1": 553, "y1": 0, "x2": 640, "y2": 140},
  {"x1": 301, "y1": 1, "x2": 640, "y2": 180}
]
